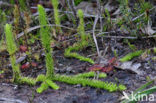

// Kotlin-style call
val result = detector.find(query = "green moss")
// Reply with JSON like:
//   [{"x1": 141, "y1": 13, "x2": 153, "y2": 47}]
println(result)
[
  {"x1": 120, "y1": 50, "x2": 143, "y2": 62},
  {"x1": 64, "y1": 9, "x2": 94, "y2": 64}
]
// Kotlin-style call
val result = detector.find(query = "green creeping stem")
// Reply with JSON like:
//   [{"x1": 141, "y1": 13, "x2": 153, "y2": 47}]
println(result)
[
  {"x1": 36, "y1": 75, "x2": 59, "y2": 93},
  {"x1": 51, "y1": 0, "x2": 62, "y2": 33},
  {"x1": 120, "y1": 50, "x2": 143, "y2": 62},
  {"x1": 53, "y1": 74, "x2": 126, "y2": 92},
  {"x1": 75, "y1": 71, "x2": 107, "y2": 78},
  {"x1": 64, "y1": 9, "x2": 95, "y2": 64}
]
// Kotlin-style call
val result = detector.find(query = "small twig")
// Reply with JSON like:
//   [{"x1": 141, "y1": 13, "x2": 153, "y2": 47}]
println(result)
[
  {"x1": 98, "y1": 35, "x2": 156, "y2": 39},
  {"x1": 17, "y1": 24, "x2": 75, "y2": 39},
  {"x1": 93, "y1": 14, "x2": 100, "y2": 56},
  {"x1": 31, "y1": 7, "x2": 105, "y2": 19}
]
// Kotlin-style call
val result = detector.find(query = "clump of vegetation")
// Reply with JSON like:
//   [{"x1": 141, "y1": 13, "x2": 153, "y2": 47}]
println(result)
[
  {"x1": 13, "y1": 5, "x2": 20, "y2": 35},
  {"x1": 64, "y1": 9, "x2": 95, "y2": 64},
  {"x1": 51, "y1": 0, "x2": 62, "y2": 33},
  {"x1": 18, "y1": 0, "x2": 27, "y2": 11},
  {"x1": 38, "y1": 5, "x2": 54, "y2": 78},
  {"x1": 37, "y1": 5, "x2": 59, "y2": 93},
  {"x1": 36, "y1": 5, "x2": 126, "y2": 93},
  {"x1": 120, "y1": 50, "x2": 143, "y2": 62},
  {"x1": 4, "y1": 3, "x2": 127, "y2": 94},
  {"x1": 5, "y1": 24, "x2": 36, "y2": 85},
  {"x1": 5, "y1": 24, "x2": 21, "y2": 83}
]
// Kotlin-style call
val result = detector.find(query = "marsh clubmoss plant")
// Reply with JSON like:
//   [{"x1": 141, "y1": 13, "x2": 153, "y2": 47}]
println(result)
[
  {"x1": 5, "y1": 5, "x2": 126, "y2": 94},
  {"x1": 51, "y1": 0, "x2": 62, "y2": 34},
  {"x1": 37, "y1": 5, "x2": 59, "y2": 93},
  {"x1": 5, "y1": 24, "x2": 37, "y2": 85},
  {"x1": 120, "y1": 50, "x2": 143, "y2": 62},
  {"x1": 5, "y1": 24, "x2": 21, "y2": 83},
  {"x1": 64, "y1": 9, "x2": 95, "y2": 64},
  {"x1": 38, "y1": 5, "x2": 54, "y2": 78}
]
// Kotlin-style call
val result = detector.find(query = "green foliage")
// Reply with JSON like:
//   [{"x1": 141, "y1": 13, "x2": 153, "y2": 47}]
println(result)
[
  {"x1": 13, "y1": 5, "x2": 20, "y2": 34},
  {"x1": 5, "y1": 24, "x2": 37, "y2": 85},
  {"x1": 75, "y1": 71, "x2": 107, "y2": 78},
  {"x1": 36, "y1": 74, "x2": 46, "y2": 82},
  {"x1": 0, "y1": 70, "x2": 4, "y2": 74},
  {"x1": 38, "y1": 5, "x2": 54, "y2": 78},
  {"x1": 139, "y1": 0, "x2": 152, "y2": 13},
  {"x1": 36, "y1": 82, "x2": 49, "y2": 93},
  {"x1": 75, "y1": 0, "x2": 83, "y2": 6},
  {"x1": 5, "y1": 24, "x2": 21, "y2": 82},
  {"x1": 51, "y1": 0, "x2": 62, "y2": 33},
  {"x1": 10, "y1": 0, "x2": 15, "y2": 4},
  {"x1": 103, "y1": 8, "x2": 112, "y2": 31},
  {"x1": 20, "y1": 77, "x2": 36, "y2": 85},
  {"x1": 0, "y1": 11, "x2": 6, "y2": 24},
  {"x1": 45, "y1": 79, "x2": 59, "y2": 90},
  {"x1": 36, "y1": 74, "x2": 59, "y2": 93},
  {"x1": 117, "y1": 0, "x2": 152, "y2": 38},
  {"x1": 120, "y1": 50, "x2": 143, "y2": 62},
  {"x1": 53, "y1": 74, "x2": 126, "y2": 92},
  {"x1": 36, "y1": 5, "x2": 60, "y2": 93},
  {"x1": 125, "y1": 39, "x2": 137, "y2": 51},
  {"x1": 64, "y1": 9, "x2": 94, "y2": 64},
  {"x1": 77, "y1": 9, "x2": 85, "y2": 41},
  {"x1": 36, "y1": 79, "x2": 59, "y2": 93},
  {"x1": 5, "y1": 5, "x2": 127, "y2": 94},
  {"x1": 19, "y1": 0, "x2": 27, "y2": 11},
  {"x1": 64, "y1": 44, "x2": 94, "y2": 64}
]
